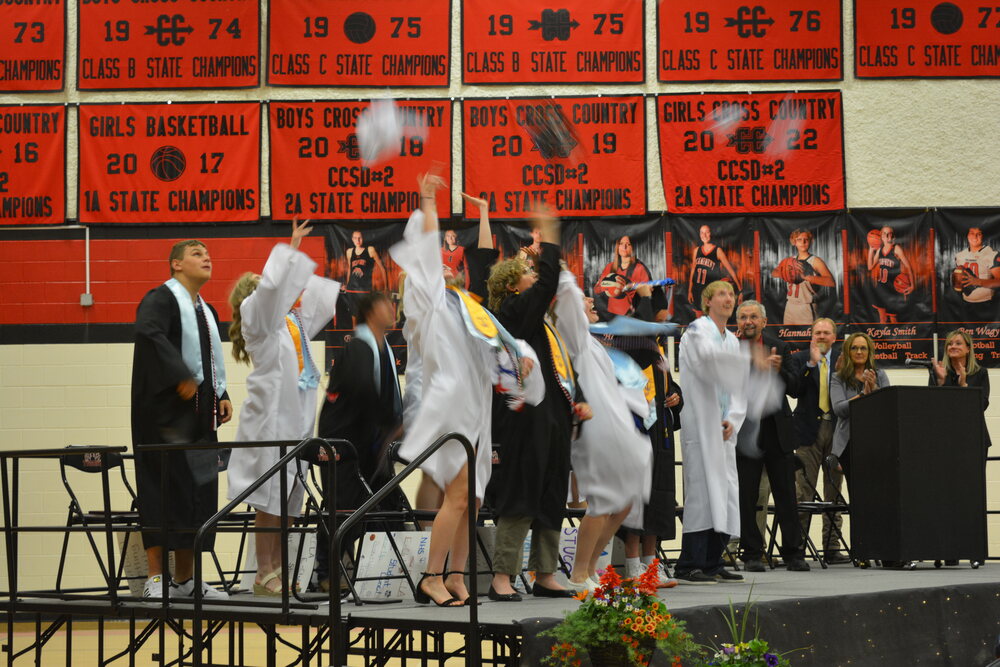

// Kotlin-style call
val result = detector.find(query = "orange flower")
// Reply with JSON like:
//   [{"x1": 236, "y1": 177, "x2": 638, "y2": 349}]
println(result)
[
  {"x1": 572, "y1": 589, "x2": 588, "y2": 601},
  {"x1": 623, "y1": 617, "x2": 633, "y2": 626}
]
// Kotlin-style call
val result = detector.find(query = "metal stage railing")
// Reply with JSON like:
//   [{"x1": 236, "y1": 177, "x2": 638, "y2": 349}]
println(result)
[{"x1": 330, "y1": 431, "x2": 479, "y2": 667}]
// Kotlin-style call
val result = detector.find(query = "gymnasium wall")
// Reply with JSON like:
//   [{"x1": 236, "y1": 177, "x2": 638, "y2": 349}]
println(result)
[{"x1": 1, "y1": 1, "x2": 999, "y2": 590}]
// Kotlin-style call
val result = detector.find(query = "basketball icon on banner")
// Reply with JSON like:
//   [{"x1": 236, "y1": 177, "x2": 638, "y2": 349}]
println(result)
[
  {"x1": 150, "y1": 146, "x2": 186, "y2": 182},
  {"x1": 344, "y1": 12, "x2": 377, "y2": 44},
  {"x1": 930, "y1": 2, "x2": 963, "y2": 34}
]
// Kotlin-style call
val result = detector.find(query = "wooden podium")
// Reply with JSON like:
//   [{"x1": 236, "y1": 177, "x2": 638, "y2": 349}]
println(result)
[{"x1": 849, "y1": 386, "x2": 987, "y2": 563}]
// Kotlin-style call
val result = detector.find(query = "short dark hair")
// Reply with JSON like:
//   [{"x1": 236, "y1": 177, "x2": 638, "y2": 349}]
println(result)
[
  {"x1": 168, "y1": 240, "x2": 206, "y2": 275},
  {"x1": 357, "y1": 291, "x2": 391, "y2": 323}
]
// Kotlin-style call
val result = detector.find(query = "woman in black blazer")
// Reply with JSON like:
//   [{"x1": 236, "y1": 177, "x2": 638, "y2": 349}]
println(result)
[{"x1": 930, "y1": 330, "x2": 992, "y2": 450}]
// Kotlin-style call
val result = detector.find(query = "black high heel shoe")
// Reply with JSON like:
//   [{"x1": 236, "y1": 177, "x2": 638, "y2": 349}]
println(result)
[
  {"x1": 444, "y1": 571, "x2": 475, "y2": 606},
  {"x1": 414, "y1": 572, "x2": 460, "y2": 607}
]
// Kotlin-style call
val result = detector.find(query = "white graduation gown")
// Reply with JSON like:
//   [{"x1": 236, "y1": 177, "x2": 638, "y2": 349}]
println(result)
[
  {"x1": 227, "y1": 243, "x2": 340, "y2": 516},
  {"x1": 553, "y1": 272, "x2": 652, "y2": 527},
  {"x1": 391, "y1": 211, "x2": 542, "y2": 500},
  {"x1": 677, "y1": 316, "x2": 751, "y2": 537}
]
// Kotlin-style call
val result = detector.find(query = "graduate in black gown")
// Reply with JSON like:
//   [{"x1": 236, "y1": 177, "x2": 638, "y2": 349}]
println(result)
[
  {"x1": 131, "y1": 239, "x2": 232, "y2": 600},
  {"x1": 485, "y1": 210, "x2": 590, "y2": 601}
]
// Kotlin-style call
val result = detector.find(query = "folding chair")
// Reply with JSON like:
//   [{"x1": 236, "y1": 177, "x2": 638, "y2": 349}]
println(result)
[
  {"x1": 767, "y1": 454, "x2": 851, "y2": 569},
  {"x1": 297, "y1": 439, "x2": 416, "y2": 605},
  {"x1": 56, "y1": 446, "x2": 139, "y2": 594}
]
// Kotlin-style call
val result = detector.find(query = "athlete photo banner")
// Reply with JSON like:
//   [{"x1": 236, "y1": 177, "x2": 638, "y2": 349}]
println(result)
[
  {"x1": 657, "y1": 0, "x2": 842, "y2": 82},
  {"x1": 934, "y1": 208, "x2": 1000, "y2": 366},
  {"x1": 462, "y1": 96, "x2": 646, "y2": 220},
  {"x1": 78, "y1": 103, "x2": 260, "y2": 224},
  {"x1": 846, "y1": 210, "x2": 935, "y2": 365},
  {"x1": 669, "y1": 215, "x2": 756, "y2": 325},
  {"x1": 1, "y1": 0, "x2": 64, "y2": 92},
  {"x1": 0, "y1": 105, "x2": 65, "y2": 226},
  {"x1": 269, "y1": 100, "x2": 452, "y2": 221},
  {"x1": 462, "y1": 0, "x2": 644, "y2": 84},
  {"x1": 77, "y1": 0, "x2": 258, "y2": 90},
  {"x1": 757, "y1": 214, "x2": 844, "y2": 347},
  {"x1": 323, "y1": 222, "x2": 406, "y2": 368},
  {"x1": 658, "y1": 91, "x2": 845, "y2": 214},
  {"x1": 268, "y1": 0, "x2": 450, "y2": 87},
  {"x1": 855, "y1": 0, "x2": 1000, "y2": 78},
  {"x1": 580, "y1": 217, "x2": 670, "y2": 321}
]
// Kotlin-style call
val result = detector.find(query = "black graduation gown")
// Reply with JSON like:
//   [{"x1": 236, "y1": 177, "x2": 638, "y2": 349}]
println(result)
[
  {"x1": 486, "y1": 242, "x2": 584, "y2": 530},
  {"x1": 131, "y1": 284, "x2": 228, "y2": 551}
]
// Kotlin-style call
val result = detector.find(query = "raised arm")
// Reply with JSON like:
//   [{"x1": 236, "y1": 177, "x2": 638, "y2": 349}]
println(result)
[
  {"x1": 462, "y1": 192, "x2": 493, "y2": 250},
  {"x1": 419, "y1": 171, "x2": 447, "y2": 234}
]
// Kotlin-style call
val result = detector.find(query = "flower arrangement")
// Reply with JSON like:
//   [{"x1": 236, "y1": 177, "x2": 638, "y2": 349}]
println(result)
[
  {"x1": 541, "y1": 560, "x2": 698, "y2": 667},
  {"x1": 699, "y1": 588, "x2": 796, "y2": 667}
]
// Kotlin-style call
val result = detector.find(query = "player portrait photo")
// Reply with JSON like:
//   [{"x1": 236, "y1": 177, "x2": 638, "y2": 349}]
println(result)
[
  {"x1": 935, "y1": 210, "x2": 1000, "y2": 327},
  {"x1": 580, "y1": 218, "x2": 668, "y2": 322},
  {"x1": 670, "y1": 217, "x2": 754, "y2": 324},
  {"x1": 758, "y1": 215, "x2": 843, "y2": 342}
]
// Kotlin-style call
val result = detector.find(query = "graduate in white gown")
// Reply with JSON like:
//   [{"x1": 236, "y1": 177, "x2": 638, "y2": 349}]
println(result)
[
  {"x1": 552, "y1": 271, "x2": 656, "y2": 588},
  {"x1": 391, "y1": 172, "x2": 542, "y2": 606},
  {"x1": 226, "y1": 220, "x2": 341, "y2": 595},
  {"x1": 675, "y1": 280, "x2": 780, "y2": 585}
]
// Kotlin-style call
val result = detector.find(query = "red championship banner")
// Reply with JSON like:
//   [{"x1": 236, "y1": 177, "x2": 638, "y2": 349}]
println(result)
[
  {"x1": 856, "y1": 0, "x2": 1000, "y2": 78},
  {"x1": 78, "y1": 103, "x2": 260, "y2": 224},
  {"x1": 0, "y1": 105, "x2": 65, "y2": 225},
  {"x1": 462, "y1": 0, "x2": 644, "y2": 84},
  {"x1": 269, "y1": 100, "x2": 452, "y2": 221},
  {"x1": 657, "y1": 0, "x2": 842, "y2": 82},
  {"x1": 657, "y1": 91, "x2": 845, "y2": 214},
  {"x1": 462, "y1": 96, "x2": 646, "y2": 219},
  {"x1": 1, "y1": 0, "x2": 64, "y2": 92},
  {"x1": 77, "y1": 0, "x2": 259, "y2": 90},
  {"x1": 268, "y1": 0, "x2": 450, "y2": 87}
]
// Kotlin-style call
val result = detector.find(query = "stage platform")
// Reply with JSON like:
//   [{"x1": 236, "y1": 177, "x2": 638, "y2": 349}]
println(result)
[{"x1": 4, "y1": 562, "x2": 999, "y2": 666}]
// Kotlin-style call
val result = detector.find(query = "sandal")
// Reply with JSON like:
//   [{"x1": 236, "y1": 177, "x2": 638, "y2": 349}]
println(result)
[
  {"x1": 252, "y1": 570, "x2": 284, "y2": 597},
  {"x1": 414, "y1": 572, "x2": 461, "y2": 607},
  {"x1": 444, "y1": 571, "x2": 473, "y2": 605}
]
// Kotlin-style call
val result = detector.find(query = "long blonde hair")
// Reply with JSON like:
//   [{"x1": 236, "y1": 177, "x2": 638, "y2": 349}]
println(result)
[
  {"x1": 228, "y1": 272, "x2": 261, "y2": 365},
  {"x1": 943, "y1": 329, "x2": 981, "y2": 376},
  {"x1": 835, "y1": 332, "x2": 876, "y2": 390},
  {"x1": 487, "y1": 258, "x2": 530, "y2": 312}
]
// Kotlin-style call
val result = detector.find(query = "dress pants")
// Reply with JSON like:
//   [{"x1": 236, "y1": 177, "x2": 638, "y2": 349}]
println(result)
[
  {"x1": 737, "y1": 448, "x2": 803, "y2": 561},
  {"x1": 676, "y1": 529, "x2": 728, "y2": 576},
  {"x1": 492, "y1": 516, "x2": 560, "y2": 576},
  {"x1": 795, "y1": 418, "x2": 844, "y2": 551}
]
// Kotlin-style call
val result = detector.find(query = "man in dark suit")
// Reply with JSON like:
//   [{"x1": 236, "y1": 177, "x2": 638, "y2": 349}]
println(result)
[
  {"x1": 734, "y1": 301, "x2": 808, "y2": 572},
  {"x1": 786, "y1": 317, "x2": 849, "y2": 564}
]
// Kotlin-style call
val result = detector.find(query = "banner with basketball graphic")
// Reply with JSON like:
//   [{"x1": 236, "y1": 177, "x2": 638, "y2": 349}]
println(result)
[
  {"x1": 657, "y1": 91, "x2": 845, "y2": 214},
  {"x1": 78, "y1": 103, "x2": 260, "y2": 224},
  {"x1": 757, "y1": 214, "x2": 845, "y2": 346},
  {"x1": 846, "y1": 210, "x2": 935, "y2": 364},
  {"x1": 77, "y1": 0, "x2": 258, "y2": 89},
  {"x1": 934, "y1": 208, "x2": 1000, "y2": 367},
  {"x1": 462, "y1": 0, "x2": 644, "y2": 84},
  {"x1": 269, "y1": 100, "x2": 452, "y2": 222},
  {"x1": 855, "y1": 0, "x2": 1000, "y2": 78},
  {"x1": 268, "y1": 0, "x2": 450, "y2": 87},
  {"x1": 668, "y1": 215, "x2": 756, "y2": 325},
  {"x1": 0, "y1": 105, "x2": 65, "y2": 226},
  {"x1": 1, "y1": 0, "x2": 64, "y2": 91},
  {"x1": 462, "y1": 96, "x2": 646, "y2": 220},
  {"x1": 657, "y1": 0, "x2": 842, "y2": 82}
]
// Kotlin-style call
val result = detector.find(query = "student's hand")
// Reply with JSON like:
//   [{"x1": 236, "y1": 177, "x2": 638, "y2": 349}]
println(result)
[
  {"x1": 665, "y1": 392, "x2": 680, "y2": 408},
  {"x1": 177, "y1": 379, "x2": 197, "y2": 401},
  {"x1": 574, "y1": 402, "x2": 593, "y2": 421},
  {"x1": 461, "y1": 192, "x2": 488, "y2": 210},
  {"x1": 290, "y1": 217, "x2": 312, "y2": 250},
  {"x1": 722, "y1": 420, "x2": 734, "y2": 441},
  {"x1": 218, "y1": 399, "x2": 233, "y2": 424},
  {"x1": 418, "y1": 171, "x2": 447, "y2": 199},
  {"x1": 520, "y1": 357, "x2": 535, "y2": 378}
]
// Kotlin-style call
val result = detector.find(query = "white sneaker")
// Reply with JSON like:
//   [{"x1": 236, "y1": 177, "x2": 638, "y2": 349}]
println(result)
[
  {"x1": 625, "y1": 560, "x2": 644, "y2": 580},
  {"x1": 143, "y1": 575, "x2": 165, "y2": 599},
  {"x1": 171, "y1": 578, "x2": 230, "y2": 600},
  {"x1": 657, "y1": 563, "x2": 678, "y2": 588}
]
